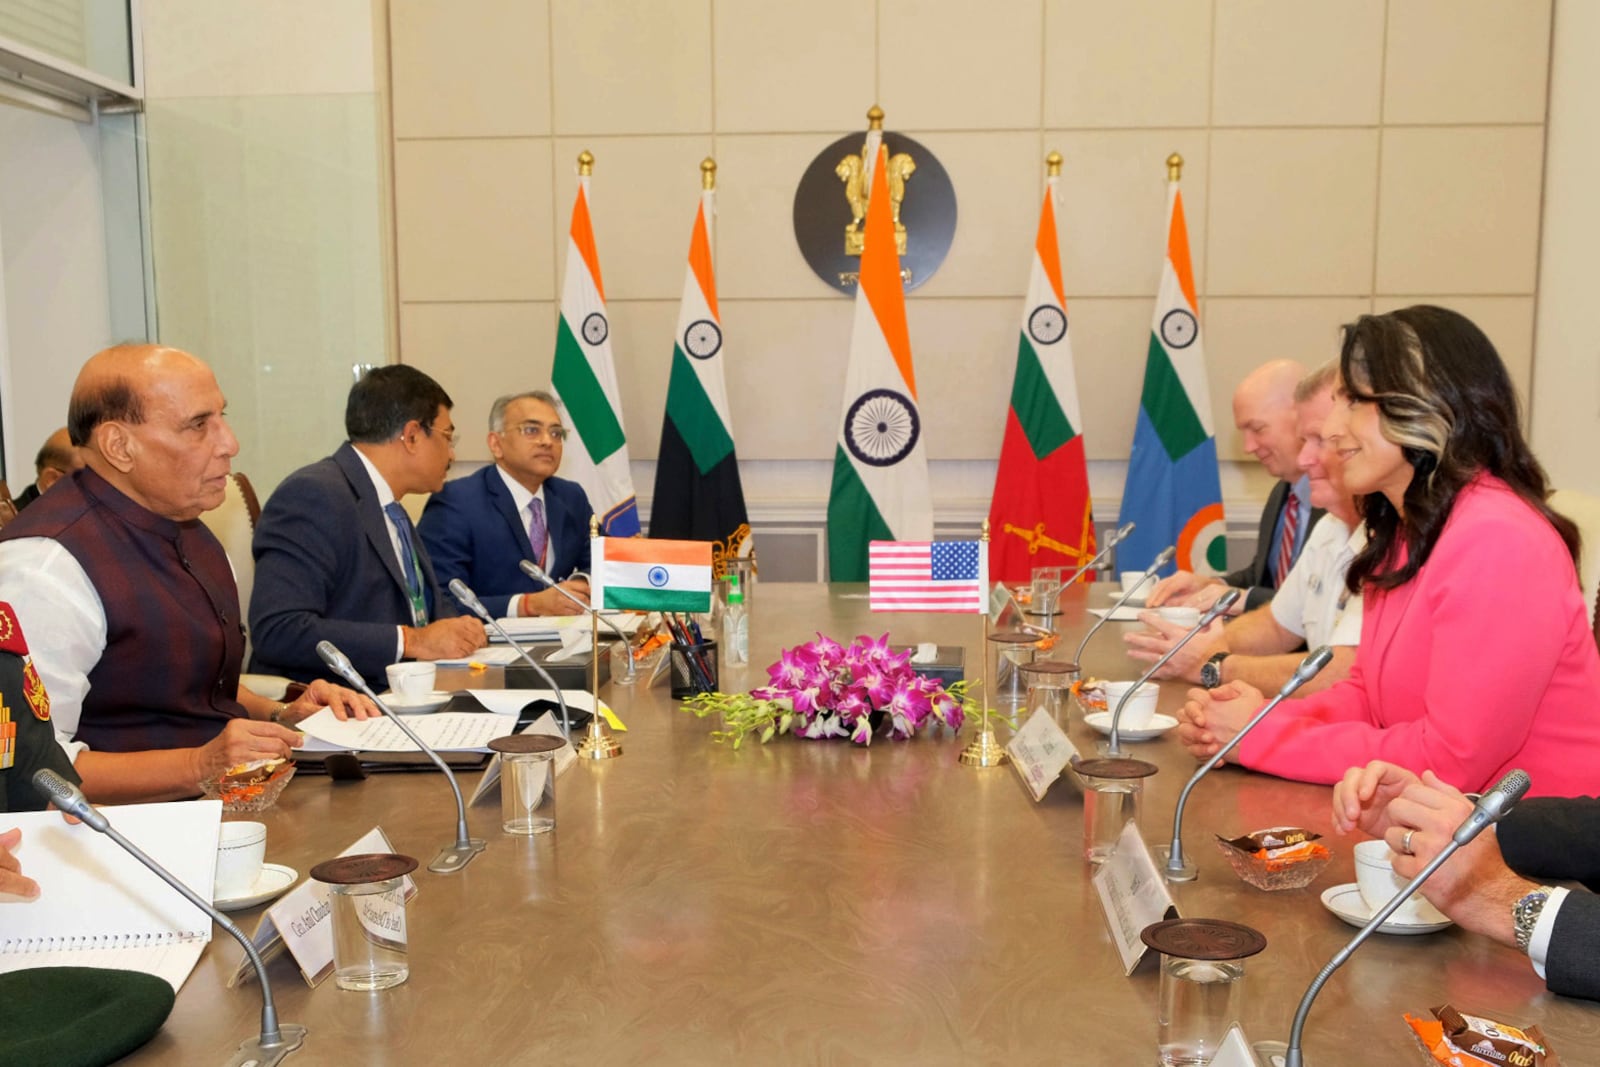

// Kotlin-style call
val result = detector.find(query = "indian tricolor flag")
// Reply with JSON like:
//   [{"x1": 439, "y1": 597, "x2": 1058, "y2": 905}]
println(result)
[
  {"x1": 550, "y1": 152, "x2": 640, "y2": 537},
  {"x1": 987, "y1": 155, "x2": 1095, "y2": 584},
  {"x1": 648, "y1": 160, "x2": 750, "y2": 554},
  {"x1": 591, "y1": 537, "x2": 713, "y2": 613},
  {"x1": 826, "y1": 141, "x2": 932, "y2": 582},
  {"x1": 1117, "y1": 156, "x2": 1225, "y2": 575}
]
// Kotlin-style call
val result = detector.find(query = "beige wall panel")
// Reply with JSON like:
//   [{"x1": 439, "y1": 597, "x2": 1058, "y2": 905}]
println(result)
[
  {"x1": 550, "y1": 0, "x2": 712, "y2": 134},
  {"x1": 1212, "y1": 0, "x2": 1384, "y2": 126},
  {"x1": 600, "y1": 300, "x2": 679, "y2": 462},
  {"x1": 878, "y1": 0, "x2": 1044, "y2": 130},
  {"x1": 551, "y1": 137, "x2": 714, "y2": 303},
  {"x1": 399, "y1": 301, "x2": 557, "y2": 462},
  {"x1": 905, "y1": 299, "x2": 1018, "y2": 460},
  {"x1": 1057, "y1": 297, "x2": 1160, "y2": 460},
  {"x1": 718, "y1": 298, "x2": 855, "y2": 460},
  {"x1": 1384, "y1": 0, "x2": 1552, "y2": 124},
  {"x1": 394, "y1": 139, "x2": 554, "y2": 302},
  {"x1": 715, "y1": 134, "x2": 851, "y2": 300},
  {"x1": 1208, "y1": 128, "x2": 1379, "y2": 295},
  {"x1": 1047, "y1": 129, "x2": 1210, "y2": 298},
  {"x1": 1043, "y1": 0, "x2": 1212, "y2": 129},
  {"x1": 913, "y1": 131, "x2": 1046, "y2": 298},
  {"x1": 141, "y1": 0, "x2": 376, "y2": 98},
  {"x1": 1376, "y1": 127, "x2": 1543, "y2": 296},
  {"x1": 1372, "y1": 296, "x2": 1535, "y2": 401},
  {"x1": 391, "y1": 0, "x2": 551, "y2": 139},
  {"x1": 713, "y1": 0, "x2": 875, "y2": 133},
  {"x1": 1203, "y1": 297, "x2": 1373, "y2": 458}
]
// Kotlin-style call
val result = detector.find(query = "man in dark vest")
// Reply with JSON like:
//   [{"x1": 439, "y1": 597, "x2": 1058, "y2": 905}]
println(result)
[
  {"x1": 0, "y1": 344, "x2": 373, "y2": 803},
  {"x1": 12, "y1": 427, "x2": 81, "y2": 511}
]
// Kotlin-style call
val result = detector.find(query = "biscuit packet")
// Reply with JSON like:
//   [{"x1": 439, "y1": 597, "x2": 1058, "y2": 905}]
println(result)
[
  {"x1": 1217, "y1": 827, "x2": 1330, "y2": 872},
  {"x1": 1405, "y1": 1004, "x2": 1559, "y2": 1066}
]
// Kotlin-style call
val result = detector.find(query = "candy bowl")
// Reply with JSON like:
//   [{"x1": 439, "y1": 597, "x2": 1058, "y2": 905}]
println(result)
[
  {"x1": 201, "y1": 759, "x2": 296, "y2": 813},
  {"x1": 1215, "y1": 827, "x2": 1332, "y2": 891}
]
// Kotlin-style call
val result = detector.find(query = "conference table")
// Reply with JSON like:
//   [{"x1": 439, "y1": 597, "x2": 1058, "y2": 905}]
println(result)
[{"x1": 121, "y1": 584, "x2": 1599, "y2": 1065}]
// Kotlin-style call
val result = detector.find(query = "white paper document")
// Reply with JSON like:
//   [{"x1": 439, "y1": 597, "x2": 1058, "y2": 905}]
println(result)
[
  {"x1": 486, "y1": 613, "x2": 643, "y2": 643},
  {"x1": 297, "y1": 690, "x2": 602, "y2": 753},
  {"x1": 1088, "y1": 605, "x2": 1147, "y2": 623},
  {"x1": 0, "y1": 800, "x2": 222, "y2": 991},
  {"x1": 435, "y1": 646, "x2": 523, "y2": 666}
]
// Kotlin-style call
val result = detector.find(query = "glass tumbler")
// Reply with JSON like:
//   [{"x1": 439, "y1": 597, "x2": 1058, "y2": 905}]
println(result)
[
  {"x1": 310, "y1": 853, "x2": 419, "y2": 992},
  {"x1": 1074, "y1": 757, "x2": 1157, "y2": 864},
  {"x1": 987, "y1": 629, "x2": 1039, "y2": 712},
  {"x1": 1139, "y1": 918, "x2": 1266, "y2": 1067},
  {"x1": 488, "y1": 733, "x2": 565, "y2": 835},
  {"x1": 1017, "y1": 659, "x2": 1080, "y2": 727}
]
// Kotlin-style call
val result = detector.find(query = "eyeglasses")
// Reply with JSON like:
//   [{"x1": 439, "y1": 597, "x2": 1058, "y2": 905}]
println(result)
[
  {"x1": 500, "y1": 422, "x2": 569, "y2": 442},
  {"x1": 425, "y1": 424, "x2": 458, "y2": 447}
]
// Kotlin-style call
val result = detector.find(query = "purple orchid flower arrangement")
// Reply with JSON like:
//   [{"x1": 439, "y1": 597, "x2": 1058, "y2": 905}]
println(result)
[{"x1": 681, "y1": 633, "x2": 972, "y2": 748}]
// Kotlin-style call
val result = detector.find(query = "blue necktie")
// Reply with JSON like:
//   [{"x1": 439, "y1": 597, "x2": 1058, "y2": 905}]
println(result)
[{"x1": 384, "y1": 502, "x2": 429, "y2": 626}]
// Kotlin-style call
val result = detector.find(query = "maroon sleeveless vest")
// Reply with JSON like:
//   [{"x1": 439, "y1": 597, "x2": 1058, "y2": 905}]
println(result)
[{"x1": 0, "y1": 468, "x2": 245, "y2": 751}]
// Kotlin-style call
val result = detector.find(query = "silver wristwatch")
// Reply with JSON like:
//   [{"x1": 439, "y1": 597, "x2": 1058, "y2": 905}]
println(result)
[{"x1": 1512, "y1": 886, "x2": 1555, "y2": 953}]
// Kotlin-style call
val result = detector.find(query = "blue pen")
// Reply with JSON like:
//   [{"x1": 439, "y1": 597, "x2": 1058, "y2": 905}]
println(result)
[{"x1": 689, "y1": 619, "x2": 704, "y2": 643}]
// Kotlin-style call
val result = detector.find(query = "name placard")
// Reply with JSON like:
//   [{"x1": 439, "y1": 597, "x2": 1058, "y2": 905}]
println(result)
[
  {"x1": 1212, "y1": 1025, "x2": 1268, "y2": 1067},
  {"x1": 1006, "y1": 708, "x2": 1080, "y2": 801},
  {"x1": 1091, "y1": 820, "x2": 1179, "y2": 975},
  {"x1": 231, "y1": 825, "x2": 418, "y2": 988}
]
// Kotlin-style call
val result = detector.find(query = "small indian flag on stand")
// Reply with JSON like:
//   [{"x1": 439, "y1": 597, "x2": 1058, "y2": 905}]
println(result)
[
  {"x1": 868, "y1": 541, "x2": 988, "y2": 613},
  {"x1": 591, "y1": 537, "x2": 713, "y2": 612}
]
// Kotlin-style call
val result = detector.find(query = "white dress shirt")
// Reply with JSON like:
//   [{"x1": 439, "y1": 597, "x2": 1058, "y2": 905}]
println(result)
[{"x1": 1269, "y1": 516, "x2": 1366, "y2": 648}]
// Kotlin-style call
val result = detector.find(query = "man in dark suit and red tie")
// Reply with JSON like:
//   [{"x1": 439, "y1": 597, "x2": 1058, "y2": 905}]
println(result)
[
  {"x1": 419, "y1": 391, "x2": 594, "y2": 619},
  {"x1": 1149, "y1": 359, "x2": 1322, "y2": 614}
]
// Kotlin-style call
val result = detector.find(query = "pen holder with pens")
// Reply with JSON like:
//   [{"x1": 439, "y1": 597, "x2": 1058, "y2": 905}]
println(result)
[{"x1": 669, "y1": 639, "x2": 719, "y2": 699}]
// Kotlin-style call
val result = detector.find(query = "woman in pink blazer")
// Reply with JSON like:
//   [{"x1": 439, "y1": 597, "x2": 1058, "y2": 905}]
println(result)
[{"x1": 1179, "y1": 305, "x2": 1600, "y2": 797}]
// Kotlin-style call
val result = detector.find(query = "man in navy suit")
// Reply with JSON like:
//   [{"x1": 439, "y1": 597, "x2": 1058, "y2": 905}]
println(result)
[
  {"x1": 419, "y1": 391, "x2": 593, "y2": 618},
  {"x1": 1335, "y1": 761, "x2": 1600, "y2": 1002},
  {"x1": 249, "y1": 366, "x2": 486, "y2": 684}
]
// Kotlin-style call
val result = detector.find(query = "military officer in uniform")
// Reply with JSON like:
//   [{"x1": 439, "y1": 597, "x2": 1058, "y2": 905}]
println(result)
[{"x1": 0, "y1": 600, "x2": 78, "y2": 898}]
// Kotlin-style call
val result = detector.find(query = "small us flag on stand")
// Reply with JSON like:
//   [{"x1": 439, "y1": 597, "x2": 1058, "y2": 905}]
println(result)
[{"x1": 868, "y1": 541, "x2": 989, "y2": 613}]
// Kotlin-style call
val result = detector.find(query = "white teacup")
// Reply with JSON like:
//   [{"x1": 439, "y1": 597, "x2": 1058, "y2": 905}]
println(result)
[
  {"x1": 385, "y1": 662, "x2": 437, "y2": 700},
  {"x1": 214, "y1": 821, "x2": 267, "y2": 899},
  {"x1": 1119, "y1": 571, "x2": 1146, "y2": 595},
  {"x1": 1102, "y1": 680, "x2": 1160, "y2": 731},
  {"x1": 1156, "y1": 606, "x2": 1201, "y2": 628},
  {"x1": 1352, "y1": 839, "x2": 1449, "y2": 924}
]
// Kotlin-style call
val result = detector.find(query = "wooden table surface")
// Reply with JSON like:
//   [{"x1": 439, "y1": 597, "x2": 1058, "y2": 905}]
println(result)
[{"x1": 119, "y1": 584, "x2": 1600, "y2": 1065}]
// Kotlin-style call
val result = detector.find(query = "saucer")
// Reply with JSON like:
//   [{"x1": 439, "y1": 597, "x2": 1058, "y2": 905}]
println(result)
[
  {"x1": 1115, "y1": 590, "x2": 1148, "y2": 607},
  {"x1": 1319, "y1": 883, "x2": 1453, "y2": 935},
  {"x1": 380, "y1": 690, "x2": 451, "y2": 714},
  {"x1": 1084, "y1": 711, "x2": 1177, "y2": 741},
  {"x1": 215, "y1": 863, "x2": 299, "y2": 912}
]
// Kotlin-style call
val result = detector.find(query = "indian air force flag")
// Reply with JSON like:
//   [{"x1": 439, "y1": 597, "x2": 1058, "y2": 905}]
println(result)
[
  {"x1": 868, "y1": 541, "x2": 988, "y2": 613},
  {"x1": 1116, "y1": 158, "x2": 1225, "y2": 576},
  {"x1": 591, "y1": 537, "x2": 713, "y2": 613},
  {"x1": 551, "y1": 152, "x2": 640, "y2": 537}
]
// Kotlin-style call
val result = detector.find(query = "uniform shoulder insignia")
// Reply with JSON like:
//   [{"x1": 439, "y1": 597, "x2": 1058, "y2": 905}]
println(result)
[
  {"x1": 0, "y1": 602, "x2": 27, "y2": 656},
  {"x1": 22, "y1": 660, "x2": 50, "y2": 721}
]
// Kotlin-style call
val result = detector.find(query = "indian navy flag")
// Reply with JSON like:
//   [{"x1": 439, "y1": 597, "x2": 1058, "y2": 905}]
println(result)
[
  {"x1": 591, "y1": 537, "x2": 713, "y2": 613},
  {"x1": 868, "y1": 540, "x2": 988, "y2": 613}
]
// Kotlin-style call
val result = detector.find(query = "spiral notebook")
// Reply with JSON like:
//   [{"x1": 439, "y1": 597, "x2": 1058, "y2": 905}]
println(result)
[{"x1": 0, "y1": 800, "x2": 221, "y2": 991}]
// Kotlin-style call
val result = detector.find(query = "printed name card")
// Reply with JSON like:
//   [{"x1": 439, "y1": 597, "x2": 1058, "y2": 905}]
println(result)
[
  {"x1": 231, "y1": 826, "x2": 417, "y2": 988},
  {"x1": 1091, "y1": 820, "x2": 1179, "y2": 975},
  {"x1": 1006, "y1": 708, "x2": 1081, "y2": 801},
  {"x1": 1212, "y1": 1026, "x2": 1268, "y2": 1067}
]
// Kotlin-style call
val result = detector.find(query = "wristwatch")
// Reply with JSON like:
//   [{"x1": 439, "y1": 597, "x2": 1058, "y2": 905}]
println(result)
[
  {"x1": 1200, "y1": 652, "x2": 1230, "y2": 689},
  {"x1": 1512, "y1": 886, "x2": 1556, "y2": 953}
]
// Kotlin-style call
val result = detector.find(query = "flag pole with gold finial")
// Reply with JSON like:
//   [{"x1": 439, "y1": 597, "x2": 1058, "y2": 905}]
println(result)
[
  {"x1": 577, "y1": 513, "x2": 622, "y2": 760},
  {"x1": 1167, "y1": 152, "x2": 1183, "y2": 182},
  {"x1": 959, "y1": 519, "x2": 1008, "y2": 767}
]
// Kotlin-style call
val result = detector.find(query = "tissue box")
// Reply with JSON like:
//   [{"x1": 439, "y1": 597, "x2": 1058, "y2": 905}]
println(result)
[
  {"x1": 505, "y1": 643, "x2": 611, "y2": 690},
  {"x1": 896, "y1": 645, "x2": 964, "y2": 688}
]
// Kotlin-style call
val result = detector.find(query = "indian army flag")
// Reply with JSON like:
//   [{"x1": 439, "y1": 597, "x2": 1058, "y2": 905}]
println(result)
[
  {"x1": 987, "y1": 154, "x2": 1095, "y2": 584},
  {"x1": 826, "y1": 142, "x2": 932, "y2": 582},
  {"x1": 1117, "y1": 156, "x2": 1225, "y2": 575},
  {"x1": 648, "y1": 160, "x2": 750, "y2": 563},
  {"x1": 550, "y1": 152, "x2": 640, "y2": 536},
  {"x1": 591, "y1": 537, "x2": 713, "y2": 613}
]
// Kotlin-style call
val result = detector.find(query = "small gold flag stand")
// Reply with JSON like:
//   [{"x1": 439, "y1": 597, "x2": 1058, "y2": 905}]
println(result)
[
  {"x1": 577, "y1": 513, "x2": 622, "y2": 760},
  {"x1": 959, "y1": 519, "x2": 1009, "y2": 767}
]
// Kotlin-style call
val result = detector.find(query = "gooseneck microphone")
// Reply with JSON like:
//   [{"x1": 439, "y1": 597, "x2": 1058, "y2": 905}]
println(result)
[
  {"x1": 1071, "y1": 545, "x2": 1176, "y2": 667},
  {"x1": 449, "y1": 579, "x2": 574, "y2": 741},
  {"x1": 32, "y1": 769, "x2": 308, "y2": 1067},
  {"x1": 1278, "y1": 768, "x2": 1532, "y2": 1067},
  {"x1": 1059, "y1": 521, "x2": 1135, "y2": 588},
  {"x1": 316, "y1": 641, "x2": 486, "y2": 874},
  {"x1": 1161, "y1": 646, "x2": 1334, "y2": 881},
  {"x1": 1104, "y1": 588, "x2": 1241, "y2": 757},
  {"x1": 519, "y1": 560, "x2": 636, "y2": 681}
]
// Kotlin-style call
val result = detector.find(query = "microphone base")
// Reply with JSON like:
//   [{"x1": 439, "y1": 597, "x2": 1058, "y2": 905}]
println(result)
[
  {"x1": 224, "y1": 1024, "x2": 307, "y2": 1066},
  {"x1": 576, "y1": 719, "x2": 622, "y2": 760},
  {"x1": 1153, "y1": 845, "x2": 1198, "y2": 882},
  {"x1": 1252, "y1": 1038, "x2": 1294, "y2": 1066},
  {"x1": 427, "y1": 838, "x2": 487, "y2": 874},
  {"x1": 1094, "y1": 740, "x2": 1128, "y2": 758}
]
